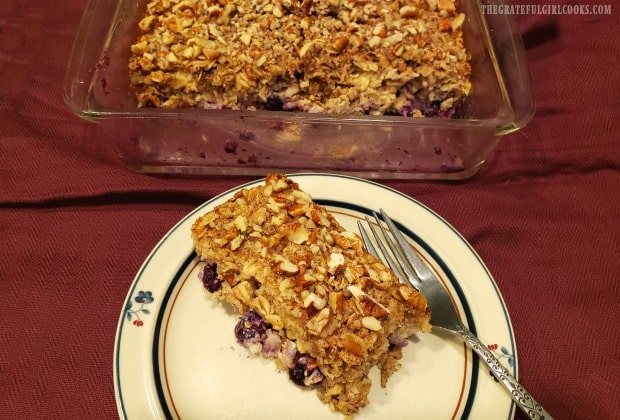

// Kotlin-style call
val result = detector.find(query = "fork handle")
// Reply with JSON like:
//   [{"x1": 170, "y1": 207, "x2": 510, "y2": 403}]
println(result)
[{"x1": 453, "y1": 323, "x2": 553, "y2": 420}]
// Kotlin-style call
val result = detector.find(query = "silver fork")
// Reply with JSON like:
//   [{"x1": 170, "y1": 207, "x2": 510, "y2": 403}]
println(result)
[{"x1": 358, "y1": 209, "x2": 553, "y2": 420}]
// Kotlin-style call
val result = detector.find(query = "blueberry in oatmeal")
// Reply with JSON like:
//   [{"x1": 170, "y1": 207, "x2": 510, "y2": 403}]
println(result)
[
  {"x1": 234, "y1": 310, "x2": 267, "y2": 343},
  {"x1": 289, "y1": 354, "x2": 325, "y2": 387},
  {"x1": 199, "y1": 262, "x2": 222, "y2": 292}
]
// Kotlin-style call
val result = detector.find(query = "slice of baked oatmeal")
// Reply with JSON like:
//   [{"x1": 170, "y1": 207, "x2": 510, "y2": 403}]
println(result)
[{"x1": 191, "y1": 174, "x2": 431, "y2": 416}]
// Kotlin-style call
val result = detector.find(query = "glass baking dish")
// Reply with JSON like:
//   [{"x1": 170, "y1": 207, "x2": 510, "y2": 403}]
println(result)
[{"x1": 64, "y1": 0, "x2": 534, "y2": 180}]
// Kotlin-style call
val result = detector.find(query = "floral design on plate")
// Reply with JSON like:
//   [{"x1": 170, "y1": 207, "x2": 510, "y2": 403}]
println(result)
[
  {"x1": 487, "y1": 343, "x2": 515, "y2": 382},
  {"x1": 125, "y1": 290, "x2": 154, "y2": 327}
]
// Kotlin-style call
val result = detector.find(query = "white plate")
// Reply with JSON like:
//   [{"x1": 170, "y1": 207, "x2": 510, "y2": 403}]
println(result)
[{"x1": 114, "y1": 173, "x2": 517, "y2": 419}]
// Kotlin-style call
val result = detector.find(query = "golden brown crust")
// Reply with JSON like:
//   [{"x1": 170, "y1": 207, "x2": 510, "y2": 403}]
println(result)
[
  {"x1": 130, "y1": 0, "x2": 471, "y2": 115},
  {"x1": 191, "y1": 174, "x2": 431, "y2": 416}
]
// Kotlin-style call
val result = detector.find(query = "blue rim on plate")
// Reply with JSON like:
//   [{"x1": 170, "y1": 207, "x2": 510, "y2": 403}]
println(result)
[{"x1": 114, "y1": 173, "x2": 517, "y2": 420}]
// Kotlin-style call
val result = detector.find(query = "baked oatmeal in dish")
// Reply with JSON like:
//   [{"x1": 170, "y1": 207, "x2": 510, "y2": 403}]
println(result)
[
  {"x1": 130, "y1": 0, "x2": 471, "y2": 116},
  {"x1": 191, "y1": 174, "x2": 431, "y2": 416}
]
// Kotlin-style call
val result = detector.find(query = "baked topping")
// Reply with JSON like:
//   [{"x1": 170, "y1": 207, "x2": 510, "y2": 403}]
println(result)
[{"x1": 130, "y1": 0, "x2": 471, "y2": 115}]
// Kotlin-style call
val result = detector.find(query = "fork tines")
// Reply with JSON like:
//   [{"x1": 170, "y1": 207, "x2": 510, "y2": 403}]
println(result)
[{"x1": 357, "y1": 210, "x2": 423, "y2": 291}]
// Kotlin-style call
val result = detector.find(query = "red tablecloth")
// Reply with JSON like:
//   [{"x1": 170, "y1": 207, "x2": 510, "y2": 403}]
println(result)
[{"x1": 1, "y1": 1, "x2": 618, "y2": 419}]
